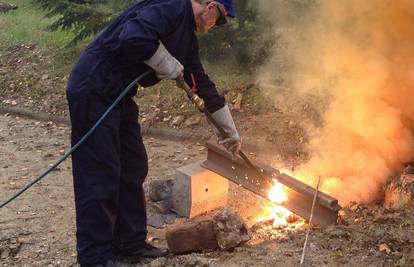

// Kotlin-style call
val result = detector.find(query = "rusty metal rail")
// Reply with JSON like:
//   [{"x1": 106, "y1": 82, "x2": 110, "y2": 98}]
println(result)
[{"x1": 202, "y1": 141, "x2": 341, "y2": 226}]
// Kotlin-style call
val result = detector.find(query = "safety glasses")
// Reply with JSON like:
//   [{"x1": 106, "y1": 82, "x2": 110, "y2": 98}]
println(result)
[{"x1": 215, "y1": 5, "x2": 227, "y2": 26}]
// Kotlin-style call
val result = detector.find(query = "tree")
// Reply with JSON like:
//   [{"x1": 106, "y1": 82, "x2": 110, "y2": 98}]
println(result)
[
  {"x1": 34, "y1": 0, "x2": 133, "y2": 45},
  {"x1": 34, "y1": 0, "x2": 277, "y2": 66},
  {"x1": 198, "y1": 0, "x2": 276, "y2": 67}
]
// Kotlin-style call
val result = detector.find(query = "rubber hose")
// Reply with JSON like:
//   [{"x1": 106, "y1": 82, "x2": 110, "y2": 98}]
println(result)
[{"x1": 0, "y1": 71, "x2": 151, "y2": 209}]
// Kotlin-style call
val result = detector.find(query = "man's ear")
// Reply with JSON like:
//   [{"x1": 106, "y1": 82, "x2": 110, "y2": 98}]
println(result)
[{"x1": 206, "y1": 1, "x2": 218, "y2": 11}]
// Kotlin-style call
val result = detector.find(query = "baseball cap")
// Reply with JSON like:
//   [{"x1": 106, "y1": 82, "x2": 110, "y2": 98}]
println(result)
[{"x1": 216, "y1": 0, "x2": 235, "y2": 18}]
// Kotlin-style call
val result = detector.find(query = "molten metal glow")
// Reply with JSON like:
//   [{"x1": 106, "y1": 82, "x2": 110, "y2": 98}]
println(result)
[
  {"x1": 256, "y1": 179, "x2": 294, "y2": 227},
  {"x1": 268, "y1": 180, "x2": 287, "y2": 204}
]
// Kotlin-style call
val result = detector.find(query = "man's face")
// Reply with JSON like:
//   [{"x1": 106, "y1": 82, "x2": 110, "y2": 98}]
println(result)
[{"x1": 196, "y1": 1, "x2": 227, "y2": 33}]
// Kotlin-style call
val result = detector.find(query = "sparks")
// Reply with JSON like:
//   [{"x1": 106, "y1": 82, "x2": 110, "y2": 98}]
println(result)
[{"x1": 268, "y1": 179, "x2": 287, "y2": 204}]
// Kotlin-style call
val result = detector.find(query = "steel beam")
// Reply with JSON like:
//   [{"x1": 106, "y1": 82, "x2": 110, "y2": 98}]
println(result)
[{"x1": 202, "y1": 141, "x2": 341, "y2": 226}]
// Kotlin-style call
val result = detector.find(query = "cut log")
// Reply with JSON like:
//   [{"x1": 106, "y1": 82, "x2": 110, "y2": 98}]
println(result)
[
  {"x1": 166, "y1": 218, "x2": 218, "y2": 254},
  {"x1": 166, "y1": 206, "x2": 250, "y2": 254}
]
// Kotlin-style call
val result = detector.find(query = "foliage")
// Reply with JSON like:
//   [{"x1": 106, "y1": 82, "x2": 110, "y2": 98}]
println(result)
[
  {"x1": 198, "y1": 0, "x2": 276, "y2": 67},
  {"x1": 33, "y1": 0, "x2": 133, "y2": 46},
  {"x1": 31, "y1": 0, "x2": 301, "y2": 66}
]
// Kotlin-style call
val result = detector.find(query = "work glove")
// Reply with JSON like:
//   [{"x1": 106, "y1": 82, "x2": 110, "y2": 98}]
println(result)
[
  {"x1": 210, "y1": 104, "x2": 242, "y2": 157},
  {"x1": 144, "y1": 42, "x2": 184, "y2": 80}
]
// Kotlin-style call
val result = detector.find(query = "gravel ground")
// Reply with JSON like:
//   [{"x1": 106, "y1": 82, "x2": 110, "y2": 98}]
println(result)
[{"x1": 1, "y1": 114, "x2": 414, "y2": 267}]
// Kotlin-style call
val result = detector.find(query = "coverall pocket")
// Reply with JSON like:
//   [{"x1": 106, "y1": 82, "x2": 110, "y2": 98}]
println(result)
[{"x1": 101, "y1": 72, "x2": 125, "y2": 100}]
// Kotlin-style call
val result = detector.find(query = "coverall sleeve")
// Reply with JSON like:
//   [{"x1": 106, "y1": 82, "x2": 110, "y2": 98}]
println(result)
[
  {"x1": 117, "y1": 2, "x2": 182, "y2": 63},
  {"x1": 184, "y1": 35, "x2": 226, "y2": 113}
]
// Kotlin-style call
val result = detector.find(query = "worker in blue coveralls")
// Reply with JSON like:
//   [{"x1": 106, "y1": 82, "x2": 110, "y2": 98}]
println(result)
[{"x1": 66, "y1": 0, "x2": 240, "y2": 266}]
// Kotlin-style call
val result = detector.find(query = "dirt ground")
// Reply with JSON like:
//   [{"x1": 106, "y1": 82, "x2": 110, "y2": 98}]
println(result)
[{"x1": 1, "y1": 113, "x2": 414, "y2": 267}]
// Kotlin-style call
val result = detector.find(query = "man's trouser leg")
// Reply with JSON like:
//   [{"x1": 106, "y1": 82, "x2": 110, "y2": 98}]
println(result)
[
  {"x1": 68, "y1": 91, "x2": 122, "y2": 265},
  {"x1": 113, "y1": 98, "x2": 149, "y2": 254}
]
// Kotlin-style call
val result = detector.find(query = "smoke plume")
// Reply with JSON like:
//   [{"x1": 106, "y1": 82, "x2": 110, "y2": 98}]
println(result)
[{"x1": 257, "y1": 0, "x2": 414, "y2": 204}]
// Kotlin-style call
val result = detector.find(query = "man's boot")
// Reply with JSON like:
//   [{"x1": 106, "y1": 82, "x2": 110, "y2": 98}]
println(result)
[
  {"x1": 80, "y1": 259, "x2": 135, "y2": 267},
  {"x1": 116, "y1": 243, "x2": 168, "y2": 263}
]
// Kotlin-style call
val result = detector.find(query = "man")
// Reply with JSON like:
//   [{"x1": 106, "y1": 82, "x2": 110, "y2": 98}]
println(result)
[{"x1": 66, "y1": 0, "x2": 240, "y2": 266}]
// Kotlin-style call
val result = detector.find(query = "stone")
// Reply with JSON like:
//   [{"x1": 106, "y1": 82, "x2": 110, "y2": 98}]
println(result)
[
  {"x1": 171, "y1": 161, "x2": 229, "y2": 218},
  {"x1": 404, "y1": 163, "x2": 414, "y2": 174},
  {"x1": 148, "y1": 179, "x2": 174, "y2": 202},
  {"x1": 384, "y1": 174, "x2": 414, "y2": 208},
  {"x1": 324, "y1": 225, "x2": 350, "y2": 238},
  {"x1": 184, "y1": 115, "x2": 202, "y2": 127},
  {"x1": 148, "y1": 258, "x2": 167, "y2": 267},
  {"x1": 1, "y1": 249, "x2": 10, "y2": 259},
  {"x1": 147, "y1": 213, "x2": 165, "y2": 229},
  {"x1": 152, "y1": 200, "x2": 172, "y2": 214},
  {"x1": 212, "y1": 206, "x2": 251, "y2": 250},
  {"x1": 171, "y1": 115, "x2": 185, "y2": 127},
  {"x1": 162, "y1": 115, "x2": 172, "y2": 122}
]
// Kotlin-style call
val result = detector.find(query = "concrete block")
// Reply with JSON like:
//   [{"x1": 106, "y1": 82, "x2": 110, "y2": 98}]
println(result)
[{"x1": 171, "y1": 161, "x2": 229, "y2": 218}]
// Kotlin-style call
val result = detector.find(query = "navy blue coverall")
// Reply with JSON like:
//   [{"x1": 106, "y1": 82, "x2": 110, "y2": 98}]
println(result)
[{"x1": 66, "y1": 0, "x2": 225, "y2": 265}]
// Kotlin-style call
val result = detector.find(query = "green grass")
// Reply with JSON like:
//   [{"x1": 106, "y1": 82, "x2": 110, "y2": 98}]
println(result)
[
  {"x1": 0, "y1": 0, "x2": 88, "y2": 92},
  {"x1": 0, "y1": 0, "x2": 89, "y2": 98},
  {"x1": 0, "y1": 0, "x2": 78, "y2": 50}
]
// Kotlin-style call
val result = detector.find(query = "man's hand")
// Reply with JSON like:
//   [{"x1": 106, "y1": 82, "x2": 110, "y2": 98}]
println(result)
[
  {"x1": 219, "y1": 137, "x2": 241, "y2": 156},
  {"x1": 210, "y1": 104, "x2": 241, "y2": 157},
  {"x1": 144, "y1": 42, "x2": 183, "y2": 80}
]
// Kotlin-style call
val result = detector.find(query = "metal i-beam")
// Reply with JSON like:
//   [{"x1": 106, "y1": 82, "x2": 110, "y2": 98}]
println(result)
[{"x1": 202, "y1": 141, "x2": 341, "y2": 226}]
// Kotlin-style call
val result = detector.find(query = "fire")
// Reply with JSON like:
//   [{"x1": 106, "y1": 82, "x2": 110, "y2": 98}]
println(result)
[
  {"x1": 268, "y1": 180, "x2": 287, "y2": 204},
  {"x1": 256, "y1": 179, "x2": 297, "y2": 228}
]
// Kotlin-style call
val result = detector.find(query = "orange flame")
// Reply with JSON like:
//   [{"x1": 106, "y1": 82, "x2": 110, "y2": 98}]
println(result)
[
  {"x1": 256, "y1": 179, "x2": 294, "y2": 227},
  {"x1": 268, "y1": 180, "x2": 288, "y2": 204}
]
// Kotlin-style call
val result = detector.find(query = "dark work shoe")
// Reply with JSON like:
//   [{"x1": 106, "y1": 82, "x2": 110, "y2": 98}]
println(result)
[
  {"x1": 80, "y1": 260, "x2": 130, "y2": 267},
  {"x1": 116, "y1": 243, "x2": 168, "y2": 263}
]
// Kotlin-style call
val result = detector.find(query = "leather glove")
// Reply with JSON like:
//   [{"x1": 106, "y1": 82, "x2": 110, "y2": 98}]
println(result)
[
  {"x1": 210, "y1": 104, "x2": 241, "y2": 157},
  {"x1": 144, "y1": 42, "x2": 184, "y2": 80}
]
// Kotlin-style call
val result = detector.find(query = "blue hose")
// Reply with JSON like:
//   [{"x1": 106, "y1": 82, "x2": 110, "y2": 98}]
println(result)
[{"x1": 0, "y1": 71, "x2": 151, "y2": 209}]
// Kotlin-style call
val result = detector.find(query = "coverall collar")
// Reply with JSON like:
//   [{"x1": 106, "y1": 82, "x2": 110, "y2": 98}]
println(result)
[{"x1": 187, "y1": 0, "x2": 197, "y2": 32}]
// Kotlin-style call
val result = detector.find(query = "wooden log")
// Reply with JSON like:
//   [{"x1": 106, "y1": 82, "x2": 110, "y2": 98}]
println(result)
[{"x1": 166, "y1": 218, "x2": 218, "y2": 254}]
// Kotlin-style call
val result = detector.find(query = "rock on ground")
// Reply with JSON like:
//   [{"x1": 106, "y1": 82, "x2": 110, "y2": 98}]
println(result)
[
  {"x1": 384, "y1": 172, "x2": 414, "y2": 208},
  {"x1": 213, "y1": 206, "x2": 251, "y2": 250},
  {"x1": 148, "y1": 178, "x2": 174, "y2": 202}
]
